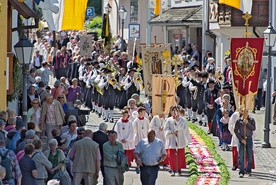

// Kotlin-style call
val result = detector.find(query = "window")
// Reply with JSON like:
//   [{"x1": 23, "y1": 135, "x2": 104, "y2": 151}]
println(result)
[{"x1": 130, "y1": 0, "x2": 138, "y2": 23}]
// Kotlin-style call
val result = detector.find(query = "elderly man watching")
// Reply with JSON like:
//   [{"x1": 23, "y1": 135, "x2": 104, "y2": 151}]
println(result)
[
  {"x1": 40, "y1": 93, "x2": 65, "y2": 139},
  {"x1": 103, "y1": 130, "x2": 125, "y2": 185},
  {"x1": 69, "y1": 130, "x2": 101, "y2": 185},
  {"x1": 93, "y1": 123, "x2": 108, "y2": 184}
]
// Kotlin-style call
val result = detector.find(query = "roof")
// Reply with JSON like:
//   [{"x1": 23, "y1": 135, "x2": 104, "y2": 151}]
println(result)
[
  {"x1": 149, "y1": 6, "x2": 202, "y2": 26},
  {"x1": 9, "y1": 0, "x2": 39, "y2": 19}
]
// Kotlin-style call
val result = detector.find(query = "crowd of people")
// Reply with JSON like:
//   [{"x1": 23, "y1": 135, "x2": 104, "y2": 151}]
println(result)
[{"x1": 0, "y1": 30, "x2": 260, "y2": 185}]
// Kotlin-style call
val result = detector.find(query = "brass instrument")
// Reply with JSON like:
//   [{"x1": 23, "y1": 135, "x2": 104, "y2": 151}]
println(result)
[
  {"x1": 215, "y1": 70, "x2": 224, "y2": 82},
  {"x1": 134, "y1": 72, "x2": 143, "y2": 84},
  {"x1": 109, "y1": 78, "x2": 117, "y2": 85},
  {"x1": 94, "y1": 82, "x2": 104, "y2": 95}
]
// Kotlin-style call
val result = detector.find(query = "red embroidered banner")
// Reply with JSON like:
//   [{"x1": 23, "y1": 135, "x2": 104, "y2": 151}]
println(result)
[{"x1": 230, "y1": 38, "x2": 264, "y2": 96}]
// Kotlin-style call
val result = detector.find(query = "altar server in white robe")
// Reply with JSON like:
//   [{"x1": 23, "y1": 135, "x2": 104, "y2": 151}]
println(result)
[
  {"x1": 150, "y1": 113, "x2": 166, "y2": 143},
  {"x1": 115, "y1": 109, "x2": 135, "y2": 166},
  {"x1": 133, "y1": 107, "x2": 150, "y2": 145},
  {"x1": 164, "y1": 106, "x2": 192, "y2": 176}
]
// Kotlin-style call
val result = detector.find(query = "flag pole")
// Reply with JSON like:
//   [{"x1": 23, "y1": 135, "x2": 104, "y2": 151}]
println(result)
[{"x1": 242, "y1": 11, "x2": 252, "y2": 170}]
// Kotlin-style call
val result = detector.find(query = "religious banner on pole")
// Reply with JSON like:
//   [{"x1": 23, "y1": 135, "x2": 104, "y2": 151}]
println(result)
[
  {"x1": 80, "y1": 35, "x2": 92, "y2": 56},
  {"x1": 141, "y1": 45, "x2": 171, "y2": 95},
  {"x1": 152, "y1": 75, "x2": 175, "y2": 115},
  {"x1": 230, "y1": 38, "x2": 264, "y2": 110}
]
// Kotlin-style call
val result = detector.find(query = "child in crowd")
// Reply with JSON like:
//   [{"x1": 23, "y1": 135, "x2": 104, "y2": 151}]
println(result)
[
  {"x1": 220, "y1": 109, "x2": 231, "y2": 151},
  {"x1": 51, "y1": 129, "x2": 67, "y2": 147}
]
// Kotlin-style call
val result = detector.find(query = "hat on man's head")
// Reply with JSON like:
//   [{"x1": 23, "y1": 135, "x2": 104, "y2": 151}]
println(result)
[
  {"x1": 102, "y1": 68, "x2": 112, "y2": 74},
  {"x1": 201, "y1": 72, "x2": 209, "y2": 79},
  {"x1": 128, "y1": 68, "x2": 137, "y2": 73},
  {"x1": 207, "y1": 77, "x2": 216, "y2": 85},
  {"x1": 222, "y1": 82, "x2": 232, "y2": 90},
  {"x1": 25, "y1": 130, "x2": 36, "y2": 139}
]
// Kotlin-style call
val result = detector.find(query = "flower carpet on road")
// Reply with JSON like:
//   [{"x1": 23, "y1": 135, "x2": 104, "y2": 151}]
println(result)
[{"x1": 189, "y1": 129, "x2": 221, "y2": 185}]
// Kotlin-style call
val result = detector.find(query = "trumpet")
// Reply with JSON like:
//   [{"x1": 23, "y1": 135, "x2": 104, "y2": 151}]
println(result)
[
  {"x1": 217, "y1": 74, "x2": 224, "y2": 82},
  {"x1": 136, "y1": 77, "x2": 142, "y2": 83},
  {"x1": 109, "y1": 78, "x2": 117, "y2": 85}
]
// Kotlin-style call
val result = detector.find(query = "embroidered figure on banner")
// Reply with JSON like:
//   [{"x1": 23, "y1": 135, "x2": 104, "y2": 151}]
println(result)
[{"x1": 233, "y1": 42, "x2": 258, "y2": 88}]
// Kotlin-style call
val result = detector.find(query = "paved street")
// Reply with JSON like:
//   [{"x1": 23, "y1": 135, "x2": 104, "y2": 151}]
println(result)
[{"x1": 85, "y1": 91, "x2": 276, "y2": 185}]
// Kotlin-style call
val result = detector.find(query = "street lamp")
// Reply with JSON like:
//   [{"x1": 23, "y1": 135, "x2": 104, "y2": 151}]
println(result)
[
  {"x1": 119, "y1": 5, "x2": 127, "y2": 39},
  {"x1": 262, "y1": 22, "x2": 276, "y2": 148},
  {"x1": 14, "y1": 35, "x2": 34, "y2": 123}
]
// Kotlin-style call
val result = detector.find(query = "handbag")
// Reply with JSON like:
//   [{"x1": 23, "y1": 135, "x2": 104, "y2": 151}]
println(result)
[{"x1": 53, "y1": 170, "x2": 71, "y2": 185}]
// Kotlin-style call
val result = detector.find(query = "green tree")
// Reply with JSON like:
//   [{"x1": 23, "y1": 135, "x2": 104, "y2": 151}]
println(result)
[
  {"x1": 86, "y1": 16, "x2": 102, "y2": 36},
  {"x1": 87, "y1": 0, "x2": 102, "y2": 16}
]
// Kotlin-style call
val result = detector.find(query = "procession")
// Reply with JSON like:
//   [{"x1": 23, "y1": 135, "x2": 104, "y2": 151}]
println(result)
[{"x1": 0, "y1": 0, "x2": 276, "y2": 185}]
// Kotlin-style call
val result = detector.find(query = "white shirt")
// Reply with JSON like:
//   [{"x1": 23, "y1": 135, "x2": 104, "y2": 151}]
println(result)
[
  {"x1": 133, "y1": 117, "x2": 150, "y2": 146},
  {"x1": 134, "y1": 138, "x2": 166, "y2": 166},
  {"x1": 115, "y1": 118, "x2": 135, "y2": 150},
  {"x1": 61, "y1": 130, "x2": 78, "y2": 148}
]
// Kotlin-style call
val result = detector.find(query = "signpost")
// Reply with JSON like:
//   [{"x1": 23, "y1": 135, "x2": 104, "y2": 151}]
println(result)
[{"x1": 86, "y1": 7, "x2": 95, "y2": 18}]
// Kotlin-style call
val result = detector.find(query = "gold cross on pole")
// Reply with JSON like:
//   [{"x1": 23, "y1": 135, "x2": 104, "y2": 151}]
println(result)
[
  {"x1": 242, "y1": 12, "x2": 252, "y2": 38},
  {"x1": 163, "y1": 54, "x2": 182, "y2": 88}
]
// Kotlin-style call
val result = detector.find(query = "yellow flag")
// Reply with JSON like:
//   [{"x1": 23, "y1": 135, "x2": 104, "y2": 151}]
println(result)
[
  {"x1": 154, "y1": 0, "x2": 160, "y2": 15},
  {"x1": 61, "y1": 0, "x2": 88, "y2": 31}
]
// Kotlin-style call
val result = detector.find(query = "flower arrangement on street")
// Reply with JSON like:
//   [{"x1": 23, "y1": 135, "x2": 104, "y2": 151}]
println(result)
[{"x1": 186, "y1": 123, "x2": 230, "y2": 185}]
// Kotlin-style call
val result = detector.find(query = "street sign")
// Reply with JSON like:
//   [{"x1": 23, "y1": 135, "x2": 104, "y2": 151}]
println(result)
[{"x1": 86, "y1": 7, "x2": 95, "y2": 17}]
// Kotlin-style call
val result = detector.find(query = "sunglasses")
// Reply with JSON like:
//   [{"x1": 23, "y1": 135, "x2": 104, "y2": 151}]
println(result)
[
  {"x1": 58, "y1": 97, "x2": 64, "y2": 99},
  {"x1": 33, "y1": 102, "x2": 39, "y2": 104}
]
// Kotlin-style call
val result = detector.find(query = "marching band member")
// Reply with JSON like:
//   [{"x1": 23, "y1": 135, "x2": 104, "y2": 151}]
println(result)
[
  {"x1": 133, "y1": 107, "x2": 150, "y2": 146},
  {"x1": 204, "y1": 77, "x2": 219, "y2": 134},
  {"x1": 94, "y1": 69, "x2": 104, "y2": 118},
  {"x1": 98, "y1": 69, "x2": 117, "y2": 123},
  {"x1": 90, "y1": 61, "x2": 100, "y2": 113},
  {"x1": 182, "y1": 67, "x2": 195, "y2": 121},
  {"x1": 190, "y1": 72, "x2": 208, "y2": 126},
  {"x1": 124, "y1": 68, "x2": 140, "y2": 101},
  {"x1": 164, "y1": 107, "x2": 191, "y2": 176},
  {"x1": 115, "y1": 110, "x2": 135, "y2": 166},
  {"x1": 188, "y1": 73, "x2": 198, "y2": 123}
]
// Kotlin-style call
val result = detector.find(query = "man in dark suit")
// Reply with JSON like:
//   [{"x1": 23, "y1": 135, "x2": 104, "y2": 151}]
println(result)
[
  {"x1": 204, "y1": 78, "x2": 219, "y2": 134},
  {"x1": 93, "y1": 122, "x2": 108, "y2": 184}
]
